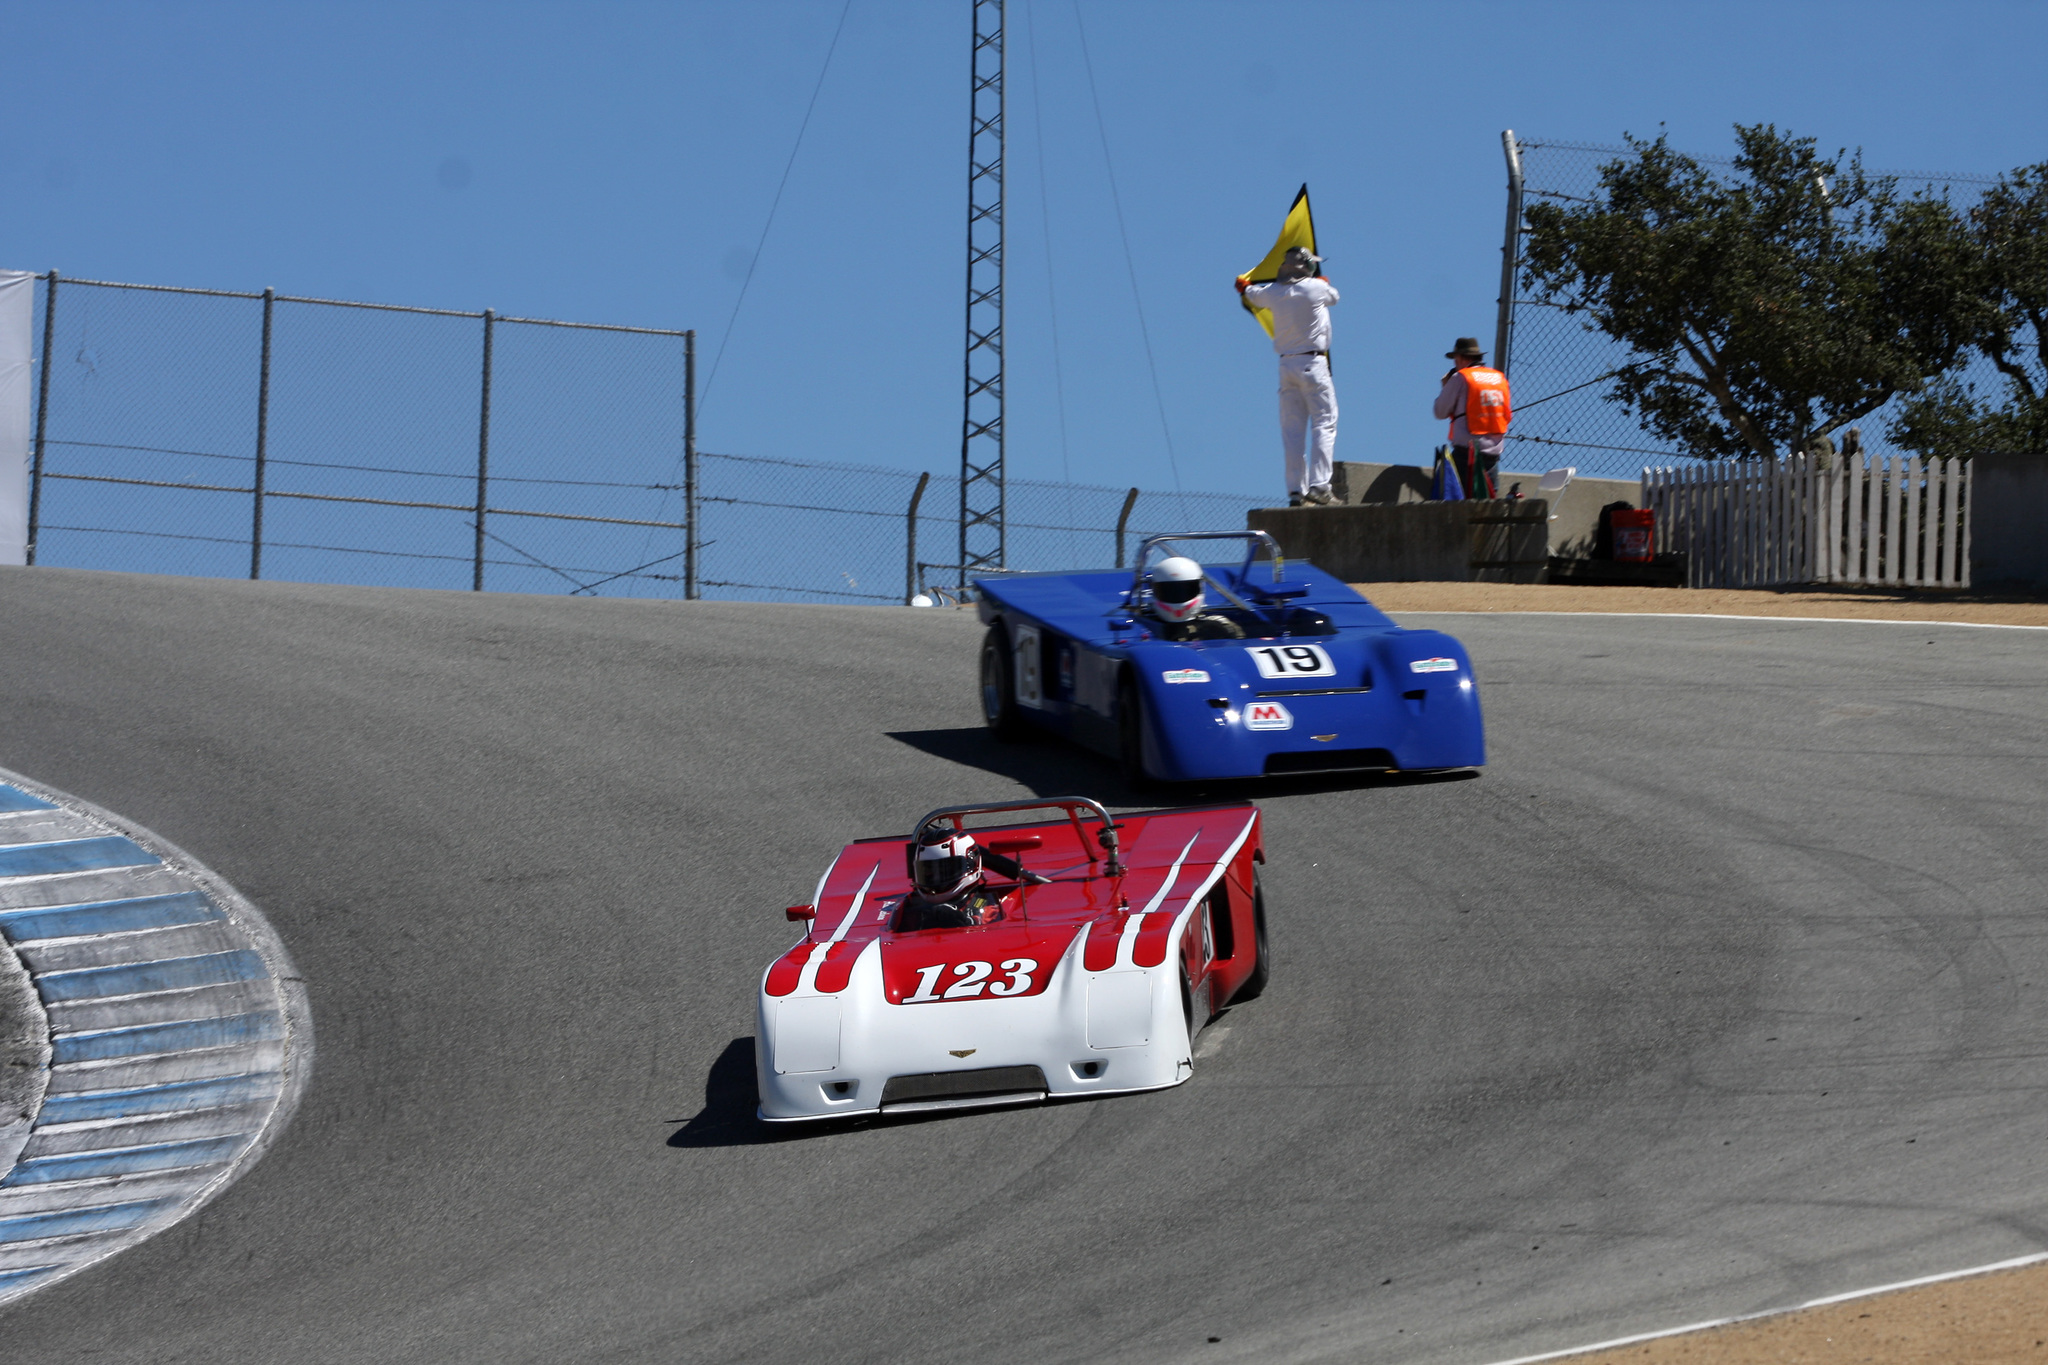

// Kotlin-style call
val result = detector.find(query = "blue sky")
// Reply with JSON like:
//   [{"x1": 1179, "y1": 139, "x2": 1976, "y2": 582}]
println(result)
[{"x1": 6, "y1": 0, "x2": 2043, "y2": 502}]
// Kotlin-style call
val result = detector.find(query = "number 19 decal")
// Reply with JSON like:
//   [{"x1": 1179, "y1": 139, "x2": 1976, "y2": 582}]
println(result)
[
  {"x1": 905, "y1": 958, "x2": 1039, "y2": 1002},
  {"x1": 1247, "y1": 644, "x2": 1335, "y2": 679}
]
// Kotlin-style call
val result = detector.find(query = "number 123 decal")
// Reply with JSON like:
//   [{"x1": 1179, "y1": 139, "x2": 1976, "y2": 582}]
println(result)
[{"x1": 905, "y1": 958, "x2": 1040, "y2": 1002}]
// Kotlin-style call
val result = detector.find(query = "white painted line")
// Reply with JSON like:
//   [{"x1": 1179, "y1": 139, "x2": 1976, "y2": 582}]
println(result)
[
  {"x1": 1480, "y1": 1250, "x2": 2048, "y2": 1365},
  {"x1": 1115, "y1": 832, "x2": 1200, "y2": 969},
  {"x1": 1393, "y1": 610, "x2": 2048, "y2": 632},
  {"x1": 793, "y1": 863, "x2": 878, "y2": 995}
]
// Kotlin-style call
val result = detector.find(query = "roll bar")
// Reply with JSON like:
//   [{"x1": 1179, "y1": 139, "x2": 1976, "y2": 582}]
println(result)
[
  {"x1": 910, "y1": 796, "x2": 1124, "y2": 877},
  {"x1": 1124, "y1": 529, "x2": 1295, "y2": 621}
]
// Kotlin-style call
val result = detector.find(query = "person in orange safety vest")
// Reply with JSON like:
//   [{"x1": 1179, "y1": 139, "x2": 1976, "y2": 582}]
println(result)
[{"x1": 1432, "y1": 337, "x2": 1512, "y2": 499}]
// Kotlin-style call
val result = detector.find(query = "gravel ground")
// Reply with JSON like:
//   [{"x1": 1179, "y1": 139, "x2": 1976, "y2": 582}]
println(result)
[{"x1": 1560, "y1": 1262, "x2": 2048, "y2": 1364}]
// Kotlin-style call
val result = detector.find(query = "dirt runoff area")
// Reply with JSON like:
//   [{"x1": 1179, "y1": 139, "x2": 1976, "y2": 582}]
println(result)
[
  {"x1": 1554, "y1": 1261, "x2": 2048, "y2": 1364},
  {"x1": 1360, "y1": 580, "x2": 2048, "y2": 627},
  {"x1": 1372, "y1": 579, "x2": 2048, "y2": 1363}
]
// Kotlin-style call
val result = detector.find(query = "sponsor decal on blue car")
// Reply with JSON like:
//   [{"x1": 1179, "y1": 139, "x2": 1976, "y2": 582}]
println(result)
[
  {"x1": 1162, "y1": 669, "x2": 1211, "y2": 684},
  {"x1": 1409, "y1": 657, "x2": 1458, "y2": 673},
  {"x1": 1244, "y1": 701, "x2": 1293, "y2": 731}
]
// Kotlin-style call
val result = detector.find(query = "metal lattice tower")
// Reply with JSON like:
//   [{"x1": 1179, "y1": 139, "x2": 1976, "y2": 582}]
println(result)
[{"x1": 959, "y1": 0, "x2": 1005, "y2": 580}]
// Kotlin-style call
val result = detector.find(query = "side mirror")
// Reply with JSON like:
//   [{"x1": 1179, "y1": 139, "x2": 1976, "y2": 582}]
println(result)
[
  {"x1": 1096, "y1": 824, "x2": 1125, "y2": 877},
  {"x1": 785, "y1": 904, "x2": 817, "y2": 923},
  {"x1": 986, "y1": 835, "x2": 1043, "y2": 855}
]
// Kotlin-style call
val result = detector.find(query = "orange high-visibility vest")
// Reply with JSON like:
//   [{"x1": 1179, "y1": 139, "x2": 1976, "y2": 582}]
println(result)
[{"x1": 1455, "y1": 366, "x2": 1513, "y2": 437}]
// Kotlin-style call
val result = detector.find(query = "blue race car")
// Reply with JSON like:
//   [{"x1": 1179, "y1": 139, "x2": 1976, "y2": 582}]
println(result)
[{"x1": 974, "y1": 531, "x2": 1485, "y2": 784}]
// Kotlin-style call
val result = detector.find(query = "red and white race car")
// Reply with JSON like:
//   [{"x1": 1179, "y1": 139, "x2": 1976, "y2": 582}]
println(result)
[{"x1": 756, "y1": 797, "x2": 1269, "y2": 1123}]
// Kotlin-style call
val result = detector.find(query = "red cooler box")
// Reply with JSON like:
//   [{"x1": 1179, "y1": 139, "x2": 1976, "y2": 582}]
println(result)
[{"x1": 1611, "y1": 508, "x2": 1655, "y2": 563}]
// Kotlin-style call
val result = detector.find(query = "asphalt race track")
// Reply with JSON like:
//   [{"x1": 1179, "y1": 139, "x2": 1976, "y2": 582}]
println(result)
[{"x1": 2, "y1": 566, "x2": 2046, "y2": 1365}]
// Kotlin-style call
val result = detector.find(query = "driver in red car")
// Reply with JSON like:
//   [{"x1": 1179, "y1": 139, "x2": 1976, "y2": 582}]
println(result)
[
  {"x1": 896, "y1": 827, "x2": 1048, "y2": 931},
  {"x1": 1144, "y1": 556, "x2": 1246, "y2": 643}
]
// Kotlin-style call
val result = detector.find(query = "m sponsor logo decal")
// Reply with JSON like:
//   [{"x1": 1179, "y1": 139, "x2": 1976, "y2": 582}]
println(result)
[
  {"x1": 1244, "y1": 701, "x2": 1293, "y2": 731},
  {"x1": 1409, "y1": 657, "x2": 1458, "y2": 673},
  {"x1": 1162, "y1": 669, "x2": 1211, "y2": 684}
]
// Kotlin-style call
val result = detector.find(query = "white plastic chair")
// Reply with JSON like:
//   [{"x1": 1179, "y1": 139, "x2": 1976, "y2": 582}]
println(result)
[{"x1": 1536, "y1": 466, "x2": 1576, "y2": 518}]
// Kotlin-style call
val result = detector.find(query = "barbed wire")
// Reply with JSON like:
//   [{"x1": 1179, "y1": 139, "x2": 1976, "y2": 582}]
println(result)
[{"x1": 24, "y1": 273, "x2": 1275, "y2": 602}]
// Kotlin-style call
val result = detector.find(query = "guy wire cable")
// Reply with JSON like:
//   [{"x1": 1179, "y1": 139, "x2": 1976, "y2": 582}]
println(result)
[
  {"x1": 1023, "y1": 0, "x2": 1082, "y2": 563},
  {"x1": 637, "y1": 0, "x2": 854, "y2": 578},
  {"x1": 1072, "y1": 0, "x2": 1188, "y2": 519}
]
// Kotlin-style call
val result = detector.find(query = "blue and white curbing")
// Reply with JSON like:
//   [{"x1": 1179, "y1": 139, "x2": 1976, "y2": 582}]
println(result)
[{"x1": 0, "y1": 767, "x2": 311, "y2": 1305}]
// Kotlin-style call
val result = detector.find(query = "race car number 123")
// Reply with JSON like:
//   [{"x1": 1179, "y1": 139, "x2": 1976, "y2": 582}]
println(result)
[
  {"x1": 905, "y1": 958, "x2": 1040, "y2": 1002},
  {"x1": 1246, "y1": 644, "x2": 1335, "y2": 679}
]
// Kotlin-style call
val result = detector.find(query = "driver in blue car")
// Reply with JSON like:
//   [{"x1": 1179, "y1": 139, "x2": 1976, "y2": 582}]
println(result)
[
  {"x1": 896, "y1": 827, "x2": 1050, "y2": 931},
  {"x1": 1144, "y1": 556, "x2": 1247, "y2": 642}
]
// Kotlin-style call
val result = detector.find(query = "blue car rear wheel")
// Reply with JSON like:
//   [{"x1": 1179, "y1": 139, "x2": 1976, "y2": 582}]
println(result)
[
  {"x1": 980, "y1": 625, "x2": 1027, "y2": 741},
  {"x1": 1117, "y1": 673, "x2": 1153, "y2": 788}
]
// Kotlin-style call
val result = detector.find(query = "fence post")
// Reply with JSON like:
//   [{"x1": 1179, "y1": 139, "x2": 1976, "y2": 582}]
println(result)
[
  {"x1": 251, "y1": 287, "x2": 274, "y2": 580},
  {"x1": 26, "y1": 269, "x2": 56, "y2": 566},
  {"x1": 904, "y1": 471, "x2": 932, "y2": 604},
  {"x1": 1904, "y1": 455, "x2": 1922, "y2": 586},
  {"x1": 1640, "y1": 467, "x2": 1658, "y2": 554},
  {"x1": 1888, "y1": 455, "x2": 1906, "y2": 586},
  {"x1": 1946, "y1": 457, "x2": 1963, "y2": 586},
  {"x1": 1494, "y1": 130, "x2": 1524, "y2": 378},
  {"x1": 684, "y1": 329, "x2": 698, "y2": 601},
  {"x1": 473, "y1": 309, "x2": 493, "y2": 592},
  {"x1": 1853, "y1": 454, "x2": 1864, "y2": 583},
  {"x1": 1113, "y1": 487, "x2": 1140, "y2": 567},
  {"x1": 1816, "y1": 460, "x2": 1829, "y2": 583},
  {"x1": 1949, "y1": 458, "x2": 1966, "y2": 589}
]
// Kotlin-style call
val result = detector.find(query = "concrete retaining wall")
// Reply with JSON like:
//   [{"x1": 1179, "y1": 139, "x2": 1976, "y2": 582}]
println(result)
[
  {"x1": 1970, "y1": 455, "x2": 2048, "y2": 591},
  {"x1": 1248, "y1": 499, "x2": 1548, "y2": 583},
  {"x1": 1329, "y1": 461, "x2": 1639, "y2": 560}
]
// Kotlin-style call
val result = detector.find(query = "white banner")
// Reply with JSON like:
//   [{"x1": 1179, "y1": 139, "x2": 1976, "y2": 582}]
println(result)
[{"x1": 0, "y1": 270, "x2": 32, "y2": 567}]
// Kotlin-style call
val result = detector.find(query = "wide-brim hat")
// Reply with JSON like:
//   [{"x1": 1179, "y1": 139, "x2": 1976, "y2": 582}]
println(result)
[{"x1": 1446, "y1": 337, "x2": 1485, "y2": 359}]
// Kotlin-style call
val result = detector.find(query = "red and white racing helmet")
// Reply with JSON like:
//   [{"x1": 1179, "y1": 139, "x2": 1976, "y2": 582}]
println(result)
[
  {"x1": 1148, "y1": 555, "x2": 1206, "y2": 624},
  {"x1": 910, "y1": 828, "x2": 984, "y2": 900}
]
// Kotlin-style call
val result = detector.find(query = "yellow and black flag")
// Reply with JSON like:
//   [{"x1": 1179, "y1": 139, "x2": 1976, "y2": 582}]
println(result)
[{"x1": 1238, "y1": 184, "x2": 1318, "y2": 339}]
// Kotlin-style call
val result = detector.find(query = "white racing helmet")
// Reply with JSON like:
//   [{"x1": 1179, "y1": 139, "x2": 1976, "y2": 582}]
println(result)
[
  {"x1": 1148, "y1": 555, "x2": 1206, "y2": 624},
  {"x1": 910, "y1": 828, "x2": 983, "y2": 900}
]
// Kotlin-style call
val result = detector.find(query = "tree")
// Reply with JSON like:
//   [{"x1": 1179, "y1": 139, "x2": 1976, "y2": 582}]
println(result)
[
  {"x1": 1521, "y1": 125, "x2": 1983, "y2": 461},
  {"x1": 1891, "y1": 164, "x2": 2048, "y2": 457}
]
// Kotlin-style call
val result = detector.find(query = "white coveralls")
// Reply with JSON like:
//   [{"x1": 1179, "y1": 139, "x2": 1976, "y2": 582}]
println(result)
[{"x1": 1241, "y1": 277, "x2": 1339, "y2": 496}]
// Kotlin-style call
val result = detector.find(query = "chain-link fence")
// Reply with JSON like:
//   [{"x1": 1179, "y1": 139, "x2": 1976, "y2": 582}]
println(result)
[
  {"x1": 21, "y1": 273, "x2": 1269, "y2": 605},
  {"x1": 1500, "y1": 138, "x2": 2003, "y2": 481}
]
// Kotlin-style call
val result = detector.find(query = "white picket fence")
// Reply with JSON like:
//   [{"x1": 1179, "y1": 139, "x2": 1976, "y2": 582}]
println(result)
[{"x1": 1639, "y1": 454, "x2": 1972, "y2": 589}]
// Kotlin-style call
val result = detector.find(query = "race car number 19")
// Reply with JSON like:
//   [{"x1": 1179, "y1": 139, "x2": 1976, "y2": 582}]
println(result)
[{"x1": 1246, "y1": 644, "x2": 1335, "y2": 679}]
